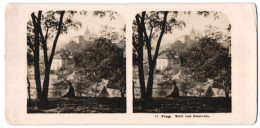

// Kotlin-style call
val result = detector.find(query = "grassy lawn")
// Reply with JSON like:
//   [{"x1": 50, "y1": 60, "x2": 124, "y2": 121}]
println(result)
[
  {"x1": 133, "y1": 97, "x2": 231, "y2": 113},
  {"x1": 27, "y1": 97, "x2": 126, "y2": 113}
]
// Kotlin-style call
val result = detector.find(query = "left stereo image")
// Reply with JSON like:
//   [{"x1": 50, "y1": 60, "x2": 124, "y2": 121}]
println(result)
[{"x1": 26, "y1": 10, "x2": 126, "y2": 113}]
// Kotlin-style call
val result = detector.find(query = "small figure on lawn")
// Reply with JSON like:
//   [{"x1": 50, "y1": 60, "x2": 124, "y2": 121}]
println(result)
[
  {"x1": 63, "y1": 81, "x2": 75, "y2": 98},
  {"x1": 168, "y1": 80, "x2": 179, "y2": 98}
]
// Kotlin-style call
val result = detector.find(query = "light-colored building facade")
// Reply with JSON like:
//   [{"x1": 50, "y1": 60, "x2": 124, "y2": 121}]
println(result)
[
  {"x1": 156, "y1": 54, "x2": 173, "y2": 70},
  {"x1": 51, "y1": 54, "x2": 74, "y2": 71},
  {"x1": 51, "y1": 54, "x2": 63, "y2": 71},
  {"x1": 156, "y1": 53, "x2": 180, "y2": 71}
]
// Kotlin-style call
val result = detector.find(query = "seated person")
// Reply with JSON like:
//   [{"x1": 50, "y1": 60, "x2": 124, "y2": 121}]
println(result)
[
  {"x1": 63, "y1": 81, "x2": 75, "y2": 98},
  {"x1": 168, "y1": 80, "x2": 179, "y2": 98}
]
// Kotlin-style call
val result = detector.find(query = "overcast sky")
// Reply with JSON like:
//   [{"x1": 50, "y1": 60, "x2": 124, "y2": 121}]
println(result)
[
  {"x1": 57, "y1": 11, "x2": 229, "y2": 48},
  {"x1": 58, "y1": 11, "x2": 125, "y2": 45},
  {"x1": 160, "y1": 12, "x2": 230, "y2": 47}
]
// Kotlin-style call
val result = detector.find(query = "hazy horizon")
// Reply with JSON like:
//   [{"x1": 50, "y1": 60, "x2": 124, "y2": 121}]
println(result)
[
  {"x1": 153, "y1": 11, "x2": 230, "y2": 50},
  {"x1": 57, "y1": 11, "x2": 125, "y2": 47},
  {"x1": 48, "y1": 11, "x2": 230, "y2": 52}
]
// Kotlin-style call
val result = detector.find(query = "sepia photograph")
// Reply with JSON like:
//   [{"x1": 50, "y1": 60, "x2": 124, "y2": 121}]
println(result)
[
  {"x1": 27, "y1": 10, "x2": 126, "y2": 113},
  {"x1": 133, "y1": 11, "x2": 231, "y2": 113},
  {"x1": 5, "y1": 3, "x2": 257, "y2": 125}
]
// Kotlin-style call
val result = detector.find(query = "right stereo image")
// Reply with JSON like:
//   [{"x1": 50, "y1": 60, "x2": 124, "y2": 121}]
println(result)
[{"x1": 132, "y1": 11, "x2": 231, "y2": 113}]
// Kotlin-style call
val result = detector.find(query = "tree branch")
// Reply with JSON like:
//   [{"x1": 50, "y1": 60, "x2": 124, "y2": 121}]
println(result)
[
  {"x1": 152, "y1": 11, "x2": 168, "y2": 66},
  {"x1": 142, "y1": 21, "x2": 153, "y2": 67},
  {"x1": 139, "y1": 12, "x2": 154, "y2": 68},
  {"x1": 39, "y1": 19, "x2": 50, "y2": 67},
  {"x1": 135, "y1": 12, "x2": 146, "y2": 98},
  {"x1": 148, "y1": 25, "x2": 153, "y2": 42},
  {"x1": 31, "y1": 13, "x2": 37, "y2": 25},
  {"x1": 31, "y1": 11, "x2": 42, "y2": 98},
  {"x1": 44, "y1": 22, "x2": 49, "y2": 42},
  {"x1": 48, "y1": 11, "x2": 65, "y2": 67}
]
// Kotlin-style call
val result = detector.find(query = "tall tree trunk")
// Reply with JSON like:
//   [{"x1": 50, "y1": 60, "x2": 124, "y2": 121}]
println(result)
[
  {"x1": 41, "y1": 67, "x2": 50, "y2": 107},
  {"x1": 146, "y1": 11, "x2": 168, "y2": 103},
  {"x1": 31, "y1": 12, "x2": 42, "y2": 101},
  {"x1": 40, "y1": 11, "x2": 65, "y2": 108},
  {"x1": 136, "y1": 13, "x2": 146, "y2": 100},
  {"x1": 137, "y1": 58, "x2": 146, "y2": 99},
  {"x1": 146, "y1": 65, "x2": 155, "y2": 103},
  {"x1": 27, "y1": 76, "x2": 31, "y2": 102},
  {"x1": 135, "y1": 11, "x2": 168, "y2": 107}
]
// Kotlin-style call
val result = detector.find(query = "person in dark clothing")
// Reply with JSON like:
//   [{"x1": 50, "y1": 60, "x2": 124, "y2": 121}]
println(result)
[
  {"x1": 63, "y1": 81, "x2": 75, "y2": 98},
  {"x1": 168, "y1": 80, "x2": 180, "y2": 98}
]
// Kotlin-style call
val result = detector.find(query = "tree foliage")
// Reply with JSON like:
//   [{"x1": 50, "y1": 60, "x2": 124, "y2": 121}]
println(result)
[
  {"x1": 159, "y1": 21, "x2": 231, "y2": 97},
  {"x1": 180, "y1": 36, "x2": 231, "y2": 97},
  {"x1": 99, "y1": 25, "x2": 119, "y2": 41},
  {"x1": 74, "y1": 38, "x2": 125, "y2": 97}
]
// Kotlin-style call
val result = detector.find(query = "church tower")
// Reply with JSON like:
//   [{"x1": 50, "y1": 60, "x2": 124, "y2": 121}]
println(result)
[
  {"x1": 84, "y1": 27, "x2": 90, "y2": 40},
  {"x1": 190, "y1": 26, "x2": 196, "y2": 40}
]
